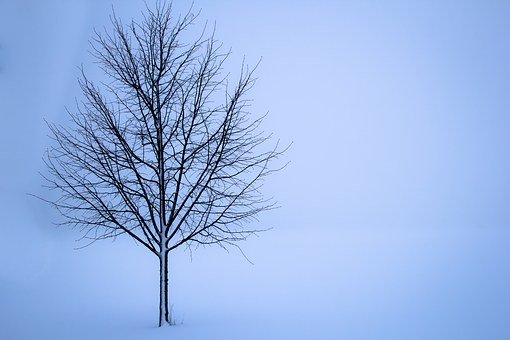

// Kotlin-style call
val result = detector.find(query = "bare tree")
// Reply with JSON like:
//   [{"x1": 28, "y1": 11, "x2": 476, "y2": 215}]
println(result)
[{"x1": 42, "y1": 3, "x2": 285, "y2": 326}]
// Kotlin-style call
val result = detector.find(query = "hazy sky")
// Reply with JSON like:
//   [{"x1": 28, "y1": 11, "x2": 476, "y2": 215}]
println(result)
[{"x1": 2, "y1": 0, "x2": 510, "y2": 234}]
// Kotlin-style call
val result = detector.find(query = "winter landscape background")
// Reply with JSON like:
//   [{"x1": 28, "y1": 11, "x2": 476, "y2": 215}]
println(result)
[{"x1": 1, "y1": 1, "x2": 510, "y2": 339}]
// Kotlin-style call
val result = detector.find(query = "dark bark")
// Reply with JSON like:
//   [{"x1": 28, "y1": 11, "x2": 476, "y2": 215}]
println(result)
[
  {"x1": 159, "y1": 251, "x2": 170, "y2": 326},
  {"x1": 40, "y1": 2, "x2": 287, "y2": 327}
]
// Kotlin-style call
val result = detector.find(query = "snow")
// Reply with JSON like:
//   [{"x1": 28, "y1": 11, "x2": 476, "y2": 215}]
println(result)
[{"x1": 1, "y1": 225, "x2": 509, "y2": 339}]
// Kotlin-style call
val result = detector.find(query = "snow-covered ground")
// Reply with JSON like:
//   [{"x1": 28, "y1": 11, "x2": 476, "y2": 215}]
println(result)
[{"x1": 2, "y1": 224, "x2": 509, "y2": 339}]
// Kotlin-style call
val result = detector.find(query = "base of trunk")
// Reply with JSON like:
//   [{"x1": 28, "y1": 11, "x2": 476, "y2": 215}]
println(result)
[{"x1": 159, "y1": 252, "x2": 171, "y2": 327}]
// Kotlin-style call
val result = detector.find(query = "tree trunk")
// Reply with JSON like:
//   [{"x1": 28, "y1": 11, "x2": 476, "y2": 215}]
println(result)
[{"x1": 159, "y1": 251, "x2": 170, "y2": 326}]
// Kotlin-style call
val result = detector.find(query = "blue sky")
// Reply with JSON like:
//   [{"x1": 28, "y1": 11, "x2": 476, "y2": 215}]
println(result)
[
  {"x1": 1, "y1": 1, "x2": 510, "y2": 338},
  {"x1": 3, "y1": 0, "x2": 510, "y2": 230}
]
